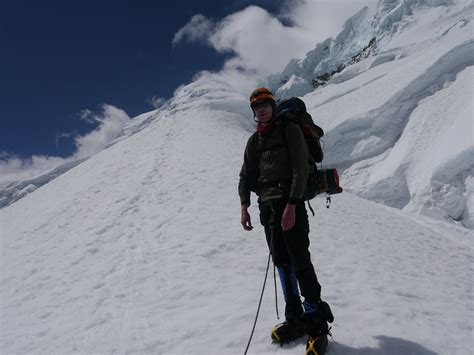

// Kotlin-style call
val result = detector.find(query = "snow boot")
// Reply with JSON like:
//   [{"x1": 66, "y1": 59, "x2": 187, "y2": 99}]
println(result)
[
  {"x1": 271, "y1": 320, "x2": 305, "y2": 345},
  {"x1": 301, "y1": 300, "x2": 333, "y2": 354},
  {"x1": 306, "y1": 332, "x2": 329, "y2": 355},
  {"x1": 271, "y1": 295, "x2": 304, "y2": 345}
]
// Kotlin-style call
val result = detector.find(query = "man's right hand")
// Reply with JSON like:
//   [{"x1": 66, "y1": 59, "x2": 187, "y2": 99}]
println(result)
[{"x1": 241, "y1": 205, "x2": 253, "y2": 231}]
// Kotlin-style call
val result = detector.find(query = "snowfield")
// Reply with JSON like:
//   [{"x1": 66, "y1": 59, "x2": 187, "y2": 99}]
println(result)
[
  {"x1": 1, "y1": 0, "x2": 473, "y2": 354},
  {"x1": 1, "y1": 106, "x2": 472, "y2": 354}
]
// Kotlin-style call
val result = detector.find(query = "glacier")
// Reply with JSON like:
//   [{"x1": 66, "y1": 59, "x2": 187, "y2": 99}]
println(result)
[{"x1": 268, "y1": 0, "x2": 474, "y2": 228}]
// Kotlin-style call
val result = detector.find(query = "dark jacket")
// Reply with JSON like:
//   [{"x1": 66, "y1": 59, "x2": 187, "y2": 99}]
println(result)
[{"x1": 239, "y1": 121, "x2": 309, "y2": 205}]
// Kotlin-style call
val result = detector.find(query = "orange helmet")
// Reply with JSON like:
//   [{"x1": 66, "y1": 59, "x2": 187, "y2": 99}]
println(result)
[{"x1": 249, "y1": 87, "x2": 275, "y2": 108}]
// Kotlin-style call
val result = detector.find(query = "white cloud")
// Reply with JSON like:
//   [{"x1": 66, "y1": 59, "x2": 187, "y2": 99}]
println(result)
[
  {"x1": 73, "y1": 104, "x2": 130, "y2": 159},
  {"x1": 0, "y1": 104, "x2": 130, "y2": 186},
  {"x1": 0, "y1": 153, "x2": 67, "y2": 186},
  {"x1": 147, "y1": 95, "x2": 167, "y2": 108},
  {"x1": 79, "y1": 109, "x2": 95, "y2": 124},
  {"x1": 172, "y1": 14, "x2": 216, "y2": 47},
  {"x1": 209, "y1": 6, "x2": 310, "y2": 74}
]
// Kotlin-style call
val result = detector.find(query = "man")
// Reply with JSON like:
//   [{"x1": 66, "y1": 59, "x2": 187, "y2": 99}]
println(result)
[{"x1": 239, "y1": 88, "x2": 333, "y2": 349}]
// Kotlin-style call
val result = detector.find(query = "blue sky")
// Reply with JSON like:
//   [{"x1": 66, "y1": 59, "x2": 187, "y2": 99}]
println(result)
[
  {"x1": 0, "y1": 0, "x2": 374, "y2": 184},
  {"x1": 1, "y1": 0, "x2": 287, "y2": 158}
]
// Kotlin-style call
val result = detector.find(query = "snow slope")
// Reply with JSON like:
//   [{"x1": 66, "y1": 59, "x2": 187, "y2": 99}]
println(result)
[
  {"x1": 0, "y1": 159, "x2": 86, "y2": 209},
  {"x1": 1, "y1": 97, "x2": 472, "y2": 354}
]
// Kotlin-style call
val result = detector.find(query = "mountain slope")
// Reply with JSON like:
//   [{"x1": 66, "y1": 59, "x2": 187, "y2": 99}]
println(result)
[
  {"x1": 1, "y1": 102, "x2": 472, "y2": 354},
  {"x1": 1, "y1": 0, "x2": 473, "y2": 353}
]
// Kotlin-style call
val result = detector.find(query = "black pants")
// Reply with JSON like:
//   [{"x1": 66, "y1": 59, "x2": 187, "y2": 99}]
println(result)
[{"x1": 259, "y1": 199, "x2": 321, "y2": 305}]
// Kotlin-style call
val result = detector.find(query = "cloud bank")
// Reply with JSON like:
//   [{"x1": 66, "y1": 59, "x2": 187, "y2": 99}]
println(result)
[{"x1": 0, "y1": 104, "x2": 130, "y2": 186}]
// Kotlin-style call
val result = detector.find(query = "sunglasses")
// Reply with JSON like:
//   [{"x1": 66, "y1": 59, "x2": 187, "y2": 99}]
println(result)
[{"x1": 253, "y1": 101, "x2": 272, "y2": 110}]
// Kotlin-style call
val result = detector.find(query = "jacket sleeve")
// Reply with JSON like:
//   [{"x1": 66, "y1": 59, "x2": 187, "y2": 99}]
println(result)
[
  {"x1": 285, "y1": 124, "x2": 309, "y2": 204},
  {"x1": 238, "y1": 134, "x2": 257, "y2": 206}
]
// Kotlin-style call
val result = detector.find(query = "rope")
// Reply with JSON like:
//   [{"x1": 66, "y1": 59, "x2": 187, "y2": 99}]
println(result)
[
  {"x1": 243, "y1": 251, "x2": 272, "y2": 355},
  {"x1": 273, "y1": 262, "x2": 280, "y2": 320},
  {"x1": 244, "y1": 205, "x2": 280, "y2": 355},
  {"x1": 307, "y1": 199, "x2": 315, "y2": 216},
  {"x1": 269, "y1": 203, "x2": 279, "y2": 320}
]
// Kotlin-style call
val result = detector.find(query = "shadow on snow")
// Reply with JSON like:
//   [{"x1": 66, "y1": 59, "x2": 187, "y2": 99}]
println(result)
[{"x1": 330, "y1": 335, "x2": 438, "y2": 355}]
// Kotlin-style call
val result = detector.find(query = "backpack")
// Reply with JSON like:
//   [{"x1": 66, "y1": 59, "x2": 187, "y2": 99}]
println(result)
[
  {"x1": 275, "y1": 97, "x2": 343, "y2": 201},
  {"x1": 276, "y1": 97, "x2": 324, "y2": 163}
]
